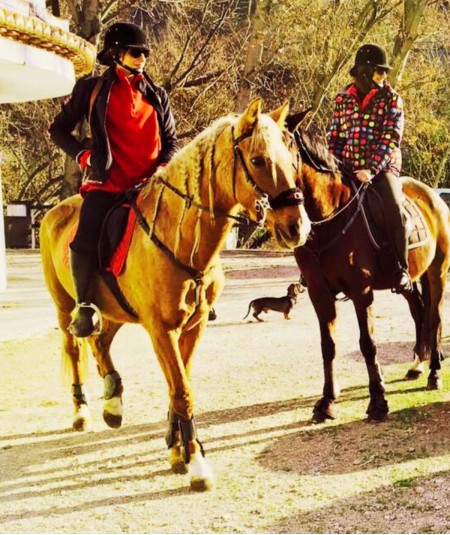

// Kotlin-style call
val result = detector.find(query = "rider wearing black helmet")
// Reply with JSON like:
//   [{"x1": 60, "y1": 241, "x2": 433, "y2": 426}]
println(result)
[
  {"x1": 49, "y1": 21, "x2": 179, "y2": 337},
  {"x1": 328, "y1": 43, "x2": 412, "y2": 294}
]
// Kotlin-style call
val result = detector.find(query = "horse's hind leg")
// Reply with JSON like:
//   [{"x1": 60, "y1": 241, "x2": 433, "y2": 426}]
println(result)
[
  {"x1": 353, "y1": 294, "x2": 388, "y2": 422},
  {"x1": 423, "y1": 264, "x2": 447, "y2": 390},
  {"x1": 87, "y1": 320, "x2": 124, "y2": 428},
  {"x1": 403, "y1": 284, "x2": 427, "y2": 380}
]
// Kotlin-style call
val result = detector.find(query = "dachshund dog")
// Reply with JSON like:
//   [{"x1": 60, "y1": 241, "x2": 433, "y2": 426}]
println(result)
[{"x1": 243, "y1": 282, "x2": 304, "y2": 322}]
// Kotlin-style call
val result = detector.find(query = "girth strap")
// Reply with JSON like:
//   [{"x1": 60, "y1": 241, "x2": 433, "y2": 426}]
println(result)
[{"x1": 125, "y1": 190, "x2": 206, "y2": 283}]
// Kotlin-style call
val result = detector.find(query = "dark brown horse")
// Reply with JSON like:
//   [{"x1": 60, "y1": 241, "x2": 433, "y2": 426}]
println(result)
[{"x1": 286, "y1": 112, "x2": 450, "y2": 423}]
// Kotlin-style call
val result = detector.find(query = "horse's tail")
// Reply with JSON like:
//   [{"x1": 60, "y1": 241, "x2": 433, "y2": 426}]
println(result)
[
  {"x1": 243, "y1": 301, "x2": 254, "y2": 320},
  {"x1": 60, "y1": 338, "x2": 89, "y2": 387}
]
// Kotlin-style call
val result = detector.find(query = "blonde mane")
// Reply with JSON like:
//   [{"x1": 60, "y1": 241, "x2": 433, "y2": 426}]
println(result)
[{"x1": 141, "y1": 112, "x2": 278, "y2": 264}]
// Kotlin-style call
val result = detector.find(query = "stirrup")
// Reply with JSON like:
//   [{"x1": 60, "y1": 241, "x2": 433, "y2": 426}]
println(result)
[
  {"x1": 392, "y1": 269, "x2": 413, "y2": 294},
  {"x1": 70, "y1": 302, "x2": 104, "y2": 336}
]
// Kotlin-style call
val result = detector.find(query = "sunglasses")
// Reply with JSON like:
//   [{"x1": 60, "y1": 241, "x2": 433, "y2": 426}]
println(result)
[{"x1": 128, "y1": 48, "x2": 149, "y2": 59}]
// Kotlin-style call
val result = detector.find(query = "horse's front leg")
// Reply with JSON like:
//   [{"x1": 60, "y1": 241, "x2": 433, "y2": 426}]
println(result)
[
  {"x1": 58, "y1": 309, "x2": 92, "y2": 431},
  {"x1": 87, "y1": 320, "x2": 124, "y2": 428},
  {"x1": 310, "y1": 292, "x2": 340, "y2": 423},
  {"x1": 353, "y1": 294, "x2": 388, "y2": 422},
  {"x1": 150, "y1": 320, "x2": 214, "y2": 491}
]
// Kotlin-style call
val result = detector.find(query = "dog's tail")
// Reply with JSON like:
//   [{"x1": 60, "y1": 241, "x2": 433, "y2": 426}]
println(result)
[{"x1": 243, "y1": 301, "x2": 254, "y2": 320}]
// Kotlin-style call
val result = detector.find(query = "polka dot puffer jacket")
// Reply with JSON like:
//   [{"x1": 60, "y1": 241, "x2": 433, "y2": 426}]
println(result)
[{"x1": 328, "y1": 82, "x2": 404, "y2": 177}]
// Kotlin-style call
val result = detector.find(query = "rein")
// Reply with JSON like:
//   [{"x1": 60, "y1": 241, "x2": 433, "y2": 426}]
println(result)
[
  {"x1": 126, "y1": 122, "x2": 305, "y2": 302},
  {"x1": 294, "y1": 130, "x2": 370, "y2": 256}
]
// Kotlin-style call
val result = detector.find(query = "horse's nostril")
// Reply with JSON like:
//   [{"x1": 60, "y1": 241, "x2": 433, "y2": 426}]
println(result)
[{"x1": 288, "y1": 223, "x2": 300, "y2": 237}]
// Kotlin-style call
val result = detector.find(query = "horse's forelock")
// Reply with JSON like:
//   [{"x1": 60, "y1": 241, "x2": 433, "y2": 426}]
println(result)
[{"x1": 249, "y1": 114, "x2": 284, "y2": 159}]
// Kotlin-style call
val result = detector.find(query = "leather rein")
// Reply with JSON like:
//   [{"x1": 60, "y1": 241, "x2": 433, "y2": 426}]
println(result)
[
  {"x1": 294, "y1": 130, "x2": 368, "y2": 257},
  {"x1": 128, "y1": 126, "x2": 304, "y2": 295}
]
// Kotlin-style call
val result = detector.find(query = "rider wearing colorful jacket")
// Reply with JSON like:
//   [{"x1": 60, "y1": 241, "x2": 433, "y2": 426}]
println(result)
[
  {"x1": 328, "y1": 43, "x2": 412, "y2": 294},
  {"x1": 49, "y1": 21, "x2": 179, "y2": 337}
]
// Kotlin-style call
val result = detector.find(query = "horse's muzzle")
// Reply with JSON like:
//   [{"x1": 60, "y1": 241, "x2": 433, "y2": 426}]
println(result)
[{"x1": 272, "y1": 205, "x2": 311, "y2": 249}]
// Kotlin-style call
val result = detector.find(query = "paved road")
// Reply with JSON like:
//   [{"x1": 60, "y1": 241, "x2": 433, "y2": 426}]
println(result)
[
  {"x1": 0, "y1": 248, "x2": 299, "y2": 342},
  {"x1": 0, "y1": 250, "x2": 55, "y2": 341}
]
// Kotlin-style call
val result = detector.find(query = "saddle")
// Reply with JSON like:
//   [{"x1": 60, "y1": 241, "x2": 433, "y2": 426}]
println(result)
[
  {"x1": 97, "y1": 192, "x2": 139, "y2": 317},
  {"x1": 359, "y1": 183, "x2": 429, "y2": 251}
]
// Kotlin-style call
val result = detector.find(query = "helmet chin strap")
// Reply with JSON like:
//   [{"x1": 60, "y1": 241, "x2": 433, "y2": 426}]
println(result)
[{"x1": 116, "y1": 59, "x2": 143, "y2": 75}]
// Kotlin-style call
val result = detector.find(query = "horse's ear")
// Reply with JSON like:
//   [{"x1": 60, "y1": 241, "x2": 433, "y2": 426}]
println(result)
[
  {"x1": 285, "y1": 108, "x2": 313, "y2": 132},
  {"x1": 269, "y1": 101, "x2": 290, "y2": 127},
  {"x1": 235, "y1": 98, "x2": 262, "y2": 137}
]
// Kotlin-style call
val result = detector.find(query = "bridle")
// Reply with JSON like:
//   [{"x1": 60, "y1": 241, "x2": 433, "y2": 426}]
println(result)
[
  {"x1": 127, "y1": 122, "x2": 305, "y2": 298},
  {"x1": 231, "y1": 127, "x2": 304, "y2": 227}
]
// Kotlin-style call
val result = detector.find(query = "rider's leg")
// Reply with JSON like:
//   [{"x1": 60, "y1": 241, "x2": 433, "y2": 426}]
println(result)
[
  {"x1": 69, "y1": 190, "x2": 117, "y2": 337},
  {"x1": 372, "y1": 171, "x2": 412, "y2": 293}
]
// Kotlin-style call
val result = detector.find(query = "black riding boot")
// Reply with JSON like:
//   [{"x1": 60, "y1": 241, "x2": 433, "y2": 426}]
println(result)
[
  {"x1": 69, "y1": 249, "x2": 97, "y2": 337},
  {"x1": 392, "y1": 228, "x2": 412, "y2": 294}
]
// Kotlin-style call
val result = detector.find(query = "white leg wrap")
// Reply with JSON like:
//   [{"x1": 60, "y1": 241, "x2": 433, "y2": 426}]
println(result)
[
  {"x1": 189, "y1": 452, "x2": 215, "y2": 491},
  {"x1": 73, "y1": 404, "x2": 92, "y2": 431}
]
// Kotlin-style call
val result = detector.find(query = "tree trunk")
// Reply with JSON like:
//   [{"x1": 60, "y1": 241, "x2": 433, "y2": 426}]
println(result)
[
  {"x1": 235, "y1": 0, "x2": 272, "y2": 112},
  {"x1": 61, "y1": 0, "x2": 101, "y2": 198},
  {"x1": 390, "y1": 0, "x2": 430, "y2": 86}
]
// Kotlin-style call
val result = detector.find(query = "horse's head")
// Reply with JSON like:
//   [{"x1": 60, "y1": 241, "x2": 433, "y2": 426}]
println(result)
[{"x1": 230, "y1": 99, "x2": 311, "y2": 248}]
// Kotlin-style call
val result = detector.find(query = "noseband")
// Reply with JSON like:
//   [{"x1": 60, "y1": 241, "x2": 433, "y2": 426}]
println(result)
[{"x1": 232, "y1": 127, "x2": 304, "y2": 226}]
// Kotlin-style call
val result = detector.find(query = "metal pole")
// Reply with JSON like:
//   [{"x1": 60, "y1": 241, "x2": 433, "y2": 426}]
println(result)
[{"x1": 0, "y1": 153, "x2": 7, "y2": 291}]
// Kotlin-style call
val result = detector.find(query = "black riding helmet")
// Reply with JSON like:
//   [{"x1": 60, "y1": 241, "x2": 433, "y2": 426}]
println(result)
[
  {"x1": 97, "y1": 22, "x2": 149, "y2": 66},
  {"x1": 349, "y1": 44, "x2": 392, "y2": 77}
]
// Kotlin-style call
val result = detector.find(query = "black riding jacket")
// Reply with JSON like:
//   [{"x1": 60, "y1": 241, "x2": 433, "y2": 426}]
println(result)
[{"x1": 49, "y1": 66, "x2": 179, "y2": 183}]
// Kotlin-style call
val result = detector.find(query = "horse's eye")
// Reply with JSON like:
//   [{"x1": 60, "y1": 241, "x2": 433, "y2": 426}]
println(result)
[{"x1": 250, "y1": 156, "x2": 266, "y2": 167}]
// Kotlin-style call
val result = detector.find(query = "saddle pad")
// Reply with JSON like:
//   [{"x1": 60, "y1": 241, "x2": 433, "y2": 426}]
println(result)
[
  {"x1": 106, "y1": 208, "x2": 137, "y2": 277},
  {"x1": 402, "y1": 196, "x2": 429, "y2": 250},
  {"x1": 62, "y1": 206, "x2": 137, "y2": 277}
]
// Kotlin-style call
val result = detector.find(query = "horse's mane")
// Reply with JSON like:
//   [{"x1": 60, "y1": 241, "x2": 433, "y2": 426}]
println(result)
[
  {"x1": 143, "y1": 112, "x2": 278, "y2": 263},
  {"x1": 298, "y1": 129, "x2": 340, "y2": 175}
]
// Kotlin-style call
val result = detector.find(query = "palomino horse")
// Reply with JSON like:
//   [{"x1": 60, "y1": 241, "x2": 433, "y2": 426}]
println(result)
[
  {"x1": 286, "y1": 112, "x2": 450, "y2": 423},
  {"x1": 40, "y1": 100, "x2": 311, "y2": 491}
]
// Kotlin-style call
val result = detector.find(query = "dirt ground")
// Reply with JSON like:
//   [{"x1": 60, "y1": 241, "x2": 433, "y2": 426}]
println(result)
[{"x1": 1, "y1": 249, "x2": 450, "y2": 534}]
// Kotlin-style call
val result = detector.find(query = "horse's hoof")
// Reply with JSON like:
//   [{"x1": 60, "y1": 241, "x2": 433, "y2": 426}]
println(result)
[
  {"x1": 103, "y1": 397, "x2": 123, "y2": 428},
  {"x1": 103, "y1": 412, "x2": 122, "y2": 428},
  {"x1": 427, "y1": 376, "x2": 443, "y2": 390},
  {"x1": 72, "y1": 405, "x2": 92, "y2": 431},
  {"x1": 190, "y1": 476, "x2": 214, "y2": 492},
  {"x1": 312, "y1": 398, "x2": 336, "y2": 423},
  {"x1": 188, "y1": 452, "x2": 214, "y2": 491},
  {"x1": 405, "y1": 369, "x2": 423, "y2": 380},
  {"x1": 366, "y1": 398, "x2": 388, "y2": 422},
  {"x1": 171, "y1": 460, "x2": 188, "y2": 474},
  {"x1": 366, "y1": 411, "x2": 388, "y2": 423}
]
